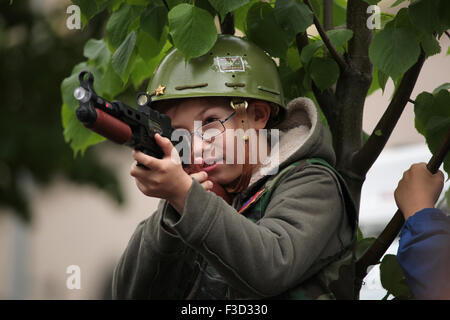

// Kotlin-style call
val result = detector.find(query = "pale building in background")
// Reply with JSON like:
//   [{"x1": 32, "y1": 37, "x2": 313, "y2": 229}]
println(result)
[{"x1": 0, "y1": 0, "x2": 449, "y2": 299}]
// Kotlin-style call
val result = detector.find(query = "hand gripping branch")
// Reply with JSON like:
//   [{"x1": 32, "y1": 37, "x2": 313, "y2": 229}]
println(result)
[{"x1": 355, "y1": 128, "x2": 450, "y2": 287}]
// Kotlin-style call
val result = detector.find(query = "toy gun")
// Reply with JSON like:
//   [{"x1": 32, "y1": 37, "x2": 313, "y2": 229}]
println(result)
[
  {"x1": 73, "y1": 71, "x2": 172, "y2": 166},
  {"x1": 73, "y1": 71, "x2": 232, "y2": 204}
]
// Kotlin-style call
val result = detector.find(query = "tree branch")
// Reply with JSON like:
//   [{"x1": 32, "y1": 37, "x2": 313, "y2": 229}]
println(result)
[
  {"x1": 346, "y1": 0, "x2": 372, "y2": 76},
  {"x1": 445, "y1": 30, "x2": 450, "y2": 40},
  {"x1": 323, "y1": 0, "x2": 334, "y2": 31},
  {"x1": 332, "y1": 0, "x2": 373, "y2": 166},
  {"x1": 220, "y1": 13, "x2": 235, "y2": 35},
  {"x1": 161, "y1": 0, "x2": 170, "y2": 11},
  {"x1": 353, "y1": 51, "x2": 426, "y2": 177},
  {"x1": 295, "y1": 32, "x2": 338, "y2": 126},
  {"x1": 304, "y1": 0, "x2": 348, "y2": 71}
]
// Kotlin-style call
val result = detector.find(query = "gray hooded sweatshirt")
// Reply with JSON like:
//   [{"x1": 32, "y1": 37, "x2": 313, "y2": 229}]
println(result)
[{"x1": 112, "y1": 97, "x2": 355, "y2": 299}]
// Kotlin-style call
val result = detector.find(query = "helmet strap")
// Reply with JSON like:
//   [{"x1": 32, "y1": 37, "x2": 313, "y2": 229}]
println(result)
[{"x1": 226, "y1": 100, "x2": 255, "y2": 194}]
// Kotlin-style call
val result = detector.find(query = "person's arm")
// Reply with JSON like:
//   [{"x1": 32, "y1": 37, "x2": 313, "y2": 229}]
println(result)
[
  {"x1": 394, "y1": 163, "x2": 450, "y2": 299},
  {"x1": 162, "y1": 165, "x2": 352, "y2": 298},
  {"x1": 111, "y1": 200, "x2": 197, "y2": 299},
  {"x1": 397, "y1": 208, "x2": 450, "y2": 299}
]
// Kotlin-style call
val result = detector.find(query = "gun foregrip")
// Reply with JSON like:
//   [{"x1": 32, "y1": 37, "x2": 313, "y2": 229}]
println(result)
[{"x1": 84, "y1": 108, "x2": 132, "y2": 144}]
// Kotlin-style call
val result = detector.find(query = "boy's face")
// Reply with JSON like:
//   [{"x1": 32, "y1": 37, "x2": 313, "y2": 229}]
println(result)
[{"x1": 160, "y1": 97, "x2": 245, "y2": 186}]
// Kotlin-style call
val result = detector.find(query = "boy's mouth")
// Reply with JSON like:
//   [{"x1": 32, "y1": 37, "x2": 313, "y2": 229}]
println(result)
[
  {"x1": 201, "y1": 158, "x2": 222, "y2": 172},
  {"x1": 202, "y1": 163, "x2": 219, "y2": 172}
]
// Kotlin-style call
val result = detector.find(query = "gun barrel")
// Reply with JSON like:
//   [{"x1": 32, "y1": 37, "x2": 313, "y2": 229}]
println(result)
[{"x1": 84, "y1": 108, "x2": 133, "y2": 144}]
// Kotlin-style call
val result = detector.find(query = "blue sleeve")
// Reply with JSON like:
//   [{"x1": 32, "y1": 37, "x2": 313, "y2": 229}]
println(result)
[{"x1": 397, "y1": 208, "x2": 450, "y2": 300}]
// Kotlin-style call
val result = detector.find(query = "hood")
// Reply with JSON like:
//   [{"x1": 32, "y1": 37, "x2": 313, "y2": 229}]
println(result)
[{"x1": 247, "y1": 97, "x2": 336, "y2": 189}]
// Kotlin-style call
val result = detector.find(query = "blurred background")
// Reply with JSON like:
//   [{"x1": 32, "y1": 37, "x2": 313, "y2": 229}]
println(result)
[{"x1": 0, "y1": 0, "x2": 448, "y2": 299}]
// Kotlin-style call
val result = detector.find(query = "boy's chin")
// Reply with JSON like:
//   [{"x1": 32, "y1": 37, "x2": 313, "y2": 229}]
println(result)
[{"x1": 209, "y1": 165, "x2": 242, "y2": 186}]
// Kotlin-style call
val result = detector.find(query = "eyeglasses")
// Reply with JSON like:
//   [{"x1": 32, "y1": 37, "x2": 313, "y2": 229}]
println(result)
[{"x1": 191, "y1": 110, "x2": 236, "y2": 142}]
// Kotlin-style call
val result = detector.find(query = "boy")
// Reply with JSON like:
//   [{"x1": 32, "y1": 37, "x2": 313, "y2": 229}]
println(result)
[{"x1": 112, "y1": 35, "x2": 357, "y2": 299}]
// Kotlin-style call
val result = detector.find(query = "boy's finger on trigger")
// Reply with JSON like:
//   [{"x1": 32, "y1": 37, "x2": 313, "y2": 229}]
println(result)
[
  {"x1": 133, "y1": 151, "x2": 156, "y2": 169},
  {"x1": 155, "y1": 133, "x2": 174, "y2": 157},
  {"x1": 190, "y1": 171, "x2": 208, "y2": 182},
  {"x1": 201, "y1": 180, "x2": 213, "y2": 190}
]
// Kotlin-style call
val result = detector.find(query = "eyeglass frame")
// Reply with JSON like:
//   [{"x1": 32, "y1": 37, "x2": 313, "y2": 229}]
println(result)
[{"x1": 190, "y1": 110, "x2": 236, "y2": 142}]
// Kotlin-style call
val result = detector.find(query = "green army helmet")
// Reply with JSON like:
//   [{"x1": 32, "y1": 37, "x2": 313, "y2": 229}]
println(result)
[{"x1": 147, "y1": 35, "x2": 286, "y2": 111}]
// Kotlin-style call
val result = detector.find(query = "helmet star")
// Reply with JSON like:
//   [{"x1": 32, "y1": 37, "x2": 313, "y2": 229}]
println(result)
[{"x1": 155, "y1": 85, "x2": 166, "y2": 96}]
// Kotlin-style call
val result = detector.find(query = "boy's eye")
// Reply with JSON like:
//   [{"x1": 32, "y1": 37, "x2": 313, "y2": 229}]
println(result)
[{"x1": 204, "y1": 117, "x2": 219, "y2": 124}]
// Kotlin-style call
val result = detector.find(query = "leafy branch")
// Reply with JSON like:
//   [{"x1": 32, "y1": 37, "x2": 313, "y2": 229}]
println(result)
[
  {"x1": 304, "y1": 0, "x2": 348, "y2": 71},
  {"x1": 353, "y1": 50, "x2": 426, "y2": 176}
]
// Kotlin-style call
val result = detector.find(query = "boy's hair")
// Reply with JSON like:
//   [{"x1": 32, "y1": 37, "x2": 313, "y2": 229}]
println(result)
[{"x1": 153, "y1": 97, "x2": 284, "y2": 129}]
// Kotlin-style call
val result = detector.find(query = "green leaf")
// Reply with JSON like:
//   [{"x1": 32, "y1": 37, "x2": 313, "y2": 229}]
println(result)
[
  {"x1": 130, "y1": 57, "x2": 152, "y2": 89},
  {"x1": 369, "y1": 27, "x2": 420, "y2": 79},
  {"x1": 300, "y1": 29, "x2": 353, "y2": 65},
  {"x1": 83, "y1": 38, "x2": 110, "y2": 68},
  {"x1": 140, "y1": 3, "x2": 168, "y2": 41},
  {"x1": 300, "y1": 40, "x2": 323, "y2": 64},
  {"x1": 414, "y1": 92, "x2": 435, "y2": 135},
  {"x1": 438, "y1": 0, "x2": 450, "y2": 32},
  {"x1": 391, "y1": 0, "x2": 408, "y2": 7},
  {"x1": 414, "y1": 89, "x2": 450, "y2": 176},
  {"x1": 286, "y1": 45, "x2": 302, "y2": 70},
  {"x1": 62, "y1": 103, "x2": 105, "y2": 157},
  {"x1": 408, "y1": 0, "x2": 442, "y2": 34},
  {"x1": 136, "y1": 28, "x2": 168, "y2": 62},
  {"x1": 106, "y1": 3, "x2": 138, "y2": 49},
  {"x1": 111, "y1": 31, "x2": 137, "y2": 82},
  {"x1": 309, "y1": 57, "x2": 340, "y2": 91},
  {"x1": 279, "y1": 64, "x2": 308, "y2": 102},
  {"x1": 380, "y1": 254, "x2": 413, "y2": 299},
  {"x1": 432, "y1": 83, "x2": 450, "y2": 95},
  {"x1": 72, "y1": 0, "x2": 107, "y2": 21},
  {"x1": 194, "y1": 0, "x2": 217, "y2": 17},
  {"x1": 363, "y1": 0, "x2": 382, "y2": 5},
  {"x1": 168, "y1": 4, "x2": 217, "y2": 60},
  {"x1": 207, "y1": 0, "x2": 249, "y2": 20},
  {"x1": 367, "y1": 67, "x2": 380, "y2": 97},
  {"x1": 378, "y1": 69, "x2": 389, "y2": 93},
  {"x1": 420, "y1": 34, "x2": 441, "y2": 58},
  {"x1": 126, "y1": 0, "x2": 148, "y2": 5},
  {"x1": 246, "y1": 2, "x2": 290, "y2": 58},
  {"x1": 99, "y1": 63, "x2": 124, "y2": 99},
  {"x1": 273, "y1": 0, "x2": 313, "y2": 40},
  {"x1": 61, "y1": 63, "x2": 106, "y2": 156},
  {"x1": 234, "y1": 0, "x2": 258, "y2": 32},
  {"x1": 327, "y1": 29, "x2": 354, "y2": 48},
  {"x1": 131, "y1": 39, "x2": 172, "y2": 89}
]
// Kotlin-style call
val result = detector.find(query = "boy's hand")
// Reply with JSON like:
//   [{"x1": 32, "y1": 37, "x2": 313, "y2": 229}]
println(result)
[
  {"x1": 394, "y1": 163, "x2": 445, "y2": 220},
  {"x1": 130, "y1": 134, "x2": 212, "y2": 214}
]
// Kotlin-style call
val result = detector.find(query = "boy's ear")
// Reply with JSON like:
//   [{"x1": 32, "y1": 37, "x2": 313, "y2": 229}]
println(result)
[{"x1": 248, "y1": 100, "x2": 271, "y2": 130}]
